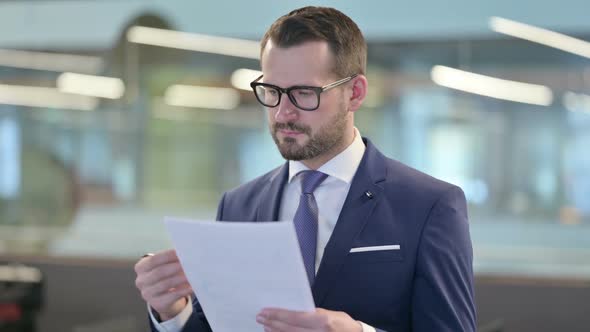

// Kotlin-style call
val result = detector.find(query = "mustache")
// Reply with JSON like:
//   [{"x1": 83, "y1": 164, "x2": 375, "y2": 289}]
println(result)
[{"x1": 273, "y1": 122, "x2": 310, "y2": 135}]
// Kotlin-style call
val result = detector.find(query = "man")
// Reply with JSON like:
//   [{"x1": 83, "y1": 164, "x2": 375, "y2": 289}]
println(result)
[{"x1": 135, "y1": 6, "x2": 476, "y2": 332}]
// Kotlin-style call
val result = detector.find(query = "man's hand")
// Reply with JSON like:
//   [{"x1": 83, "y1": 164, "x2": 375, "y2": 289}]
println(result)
[
  {"x1": 134, "y1": 249, "x2": 193, "y2": 321},
  {"x1": 256, "y1": 307, "x2": 363, "y2": 332}
]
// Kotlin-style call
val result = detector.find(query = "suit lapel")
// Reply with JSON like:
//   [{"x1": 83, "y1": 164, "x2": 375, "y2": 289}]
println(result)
[
  {"x1": 256, "y1": 163, "x2": 289, "y2": 222},
  {"x1": 312, "y1": 139, "x2": 387, "y2": 305}
]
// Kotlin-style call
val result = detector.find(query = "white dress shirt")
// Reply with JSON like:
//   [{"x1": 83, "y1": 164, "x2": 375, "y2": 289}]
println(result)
[
  {"x1": 279, "y1": 128, "x2": 365, "y2": 273},
  {"x1": 150, "y1": 128, "x2": 376, "y2": 332}
]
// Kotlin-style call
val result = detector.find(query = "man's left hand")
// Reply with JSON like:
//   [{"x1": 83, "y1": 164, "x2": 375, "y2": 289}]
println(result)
[{"x1": 256, "y1": 307, "x2": 362, "y2": 332}]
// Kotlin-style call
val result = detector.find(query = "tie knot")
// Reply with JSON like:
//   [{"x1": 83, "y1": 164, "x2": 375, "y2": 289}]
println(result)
[{"x1": 299, "y1": 170, "x2": 328, "y2": 194}]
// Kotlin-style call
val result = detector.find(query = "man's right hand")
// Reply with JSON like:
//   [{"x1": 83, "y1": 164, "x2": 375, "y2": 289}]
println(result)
[{"x1": 134, "y1": 249, "x2": 193, "y2": 321}]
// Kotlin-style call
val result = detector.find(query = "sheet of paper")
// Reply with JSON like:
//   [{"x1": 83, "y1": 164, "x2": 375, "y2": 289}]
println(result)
[{"x1": 164, "y1": 218, "x2": 315, "y2": 332}]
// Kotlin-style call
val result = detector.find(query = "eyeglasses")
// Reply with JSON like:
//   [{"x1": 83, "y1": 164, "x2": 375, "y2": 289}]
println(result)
[{"x1": 250, "y1": 74, "x2": 358, "y2": 111}]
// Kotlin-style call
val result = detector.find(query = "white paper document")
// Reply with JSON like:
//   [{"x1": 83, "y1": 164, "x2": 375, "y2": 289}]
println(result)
[{"x1": 164, "y1": 218, "x2": 315, "y2": 332}]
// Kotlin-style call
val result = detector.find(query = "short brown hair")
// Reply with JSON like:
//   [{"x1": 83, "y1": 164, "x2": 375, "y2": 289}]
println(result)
[{"x1": 260, "y1": 6, "x2": 367, "y2": 77}]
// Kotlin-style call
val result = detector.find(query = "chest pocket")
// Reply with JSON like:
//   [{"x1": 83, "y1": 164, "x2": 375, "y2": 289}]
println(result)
[{"x1": 346, "y1": 245, "x2": 404, "y2": 264}]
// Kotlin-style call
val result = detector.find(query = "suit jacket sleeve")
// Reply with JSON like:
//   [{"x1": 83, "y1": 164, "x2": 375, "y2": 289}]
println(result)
[
  {"x1": 411, "y1": 186, "x2": 477, "y2": 331},
  {"x1": 176, "y1": 298, "x2": 213, "y2": 332}
]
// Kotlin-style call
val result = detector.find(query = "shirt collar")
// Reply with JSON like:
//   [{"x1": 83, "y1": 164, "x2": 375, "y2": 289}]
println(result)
[{"x1": 288, "y1": 128, "x2": 366, "y2": 184}]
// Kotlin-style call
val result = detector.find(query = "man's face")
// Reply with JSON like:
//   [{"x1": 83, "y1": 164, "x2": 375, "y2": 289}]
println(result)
[{"x1": 260, "y1": 40, "x2": 352, "y2": 162}]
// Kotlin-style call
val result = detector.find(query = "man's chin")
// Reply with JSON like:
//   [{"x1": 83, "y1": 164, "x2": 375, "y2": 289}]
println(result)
[
  {"x1": 278, "y1": 140, "x2": 299, "y2": 151},
  {"x1": 277, "y1": 142, "x2": 306, "y2": 161}
]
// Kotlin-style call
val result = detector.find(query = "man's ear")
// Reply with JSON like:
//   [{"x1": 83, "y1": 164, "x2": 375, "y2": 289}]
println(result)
[{"x1": 348, "y1": 75, "x2": 368, "y2": 113}]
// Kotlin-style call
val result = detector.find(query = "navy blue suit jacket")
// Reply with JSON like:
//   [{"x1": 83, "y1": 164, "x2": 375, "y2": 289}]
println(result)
[{"x1": 156, "y1": 138, "x2": 476, "y2": 332}]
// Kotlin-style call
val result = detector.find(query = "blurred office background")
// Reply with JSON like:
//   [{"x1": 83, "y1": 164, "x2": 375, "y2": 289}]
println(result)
[{"x1": 0, "y1": 0, "x2": 589, "y2": 331}]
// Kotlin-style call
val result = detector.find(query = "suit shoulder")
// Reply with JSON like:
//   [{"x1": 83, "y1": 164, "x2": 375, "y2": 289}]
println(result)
[{"x1": 223, "y1": 165, "x2": 283, "y2": 200}]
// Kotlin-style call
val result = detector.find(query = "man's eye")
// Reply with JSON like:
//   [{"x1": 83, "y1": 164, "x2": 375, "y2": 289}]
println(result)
[{"x1": 294, "y1": 90, "x2": 313, "y2": 97}]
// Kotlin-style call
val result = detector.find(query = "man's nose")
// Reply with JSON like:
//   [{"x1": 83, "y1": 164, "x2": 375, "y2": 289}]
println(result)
[{"x1": 274, "y1": 94, "x2": 299, "y2": 121}]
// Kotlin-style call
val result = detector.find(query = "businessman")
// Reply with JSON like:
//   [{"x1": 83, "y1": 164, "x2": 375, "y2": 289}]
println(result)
[{"x1": 135, "y1": 6, "x2": 476, "y2": 332}]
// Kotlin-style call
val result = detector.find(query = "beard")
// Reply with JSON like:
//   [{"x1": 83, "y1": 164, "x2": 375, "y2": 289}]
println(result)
[{"x1": 270, "y1": 106, "x2": 349, "y2": 161}]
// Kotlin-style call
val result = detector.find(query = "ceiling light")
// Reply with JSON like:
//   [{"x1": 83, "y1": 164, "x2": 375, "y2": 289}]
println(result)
[
  {"x1": 127, "y1": 26, "x2": 260, "y2": 59},
  {"x1": 231, "y1": 68, "x2": 262, "y2": 91},
  {"x1": 164, "y1": 85, "x2": 240, "y2": 110},
  {"x1": 57, "y1": 72, "x2": 125, "y2": 99},
  {"x1": 490, "y1": 17, "x2": 590, "y2": 59},
  {"x1": 0, "y1": 84, "x2": 98, "y2": 110},
  {"x1": 431, "y1": 65, "x2": 553, "y2": 106},
  {"x1": 0, "y1": 48, "x2": 103, "y2": 73}
]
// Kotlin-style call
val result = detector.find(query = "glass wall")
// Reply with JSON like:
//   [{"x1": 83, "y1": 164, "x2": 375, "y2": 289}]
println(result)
[{"x1": 1, "y1": 4, "x2": 589, "y2": 280}]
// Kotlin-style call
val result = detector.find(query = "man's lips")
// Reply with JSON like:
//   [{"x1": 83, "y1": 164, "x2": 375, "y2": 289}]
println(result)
[{"x1": 278, "y1": 129, "x2": 304, "y2": 136}]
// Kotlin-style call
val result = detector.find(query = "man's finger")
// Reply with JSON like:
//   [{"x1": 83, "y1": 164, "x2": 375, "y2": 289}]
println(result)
[
  {"x1": 149, "y1": 286, "x2": 193, "y2": 314},
  {"x1": 258, "y1": 308, "x2": 319, "y2": 329},
  {"x1": 259, "y1": 317, "x2": 302, "y2": 332},
  {"x1": 135, "y1": 249, "x2": 179, "y2": 273},
  {"x1": 141, "y1": 261, "x2": 184, "y2": 286},
  {"x1": 142, "y1": 274, "x2": 190, "y2": 299},
  {"x1": 257, "y1": 312, "x2": 302, "y2": 332}
]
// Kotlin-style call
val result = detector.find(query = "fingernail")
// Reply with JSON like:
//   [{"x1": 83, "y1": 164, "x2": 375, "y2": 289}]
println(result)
[{"x1": 256, "y1": 314, "x2": 266, "y2": 324}]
